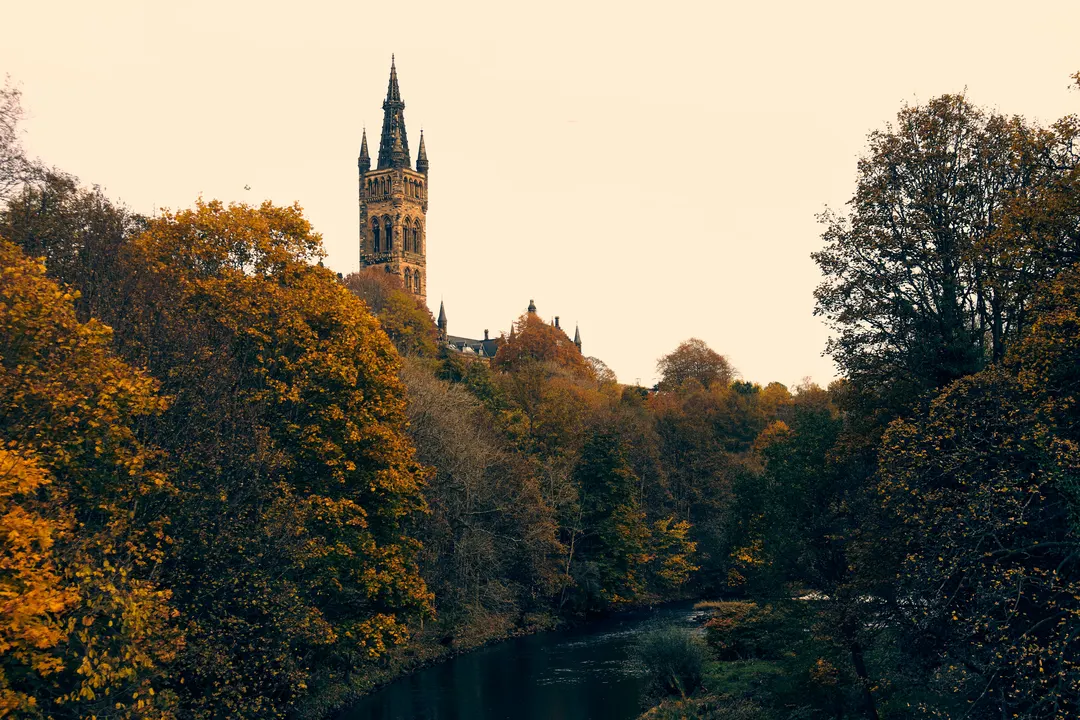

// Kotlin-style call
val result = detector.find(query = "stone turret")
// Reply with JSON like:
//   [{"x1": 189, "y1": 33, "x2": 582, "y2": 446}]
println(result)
[
  {"x1": 358, "y1": 129, "x2": 370, "y2": 173},
  {"x1": 416, "y1": 130, "x2": 429, "y2": 175}
]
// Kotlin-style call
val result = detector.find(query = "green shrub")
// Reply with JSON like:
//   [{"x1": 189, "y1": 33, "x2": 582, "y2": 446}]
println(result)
[{"x1": 636, "y1": 627, "x2": 709, "y2": 697}]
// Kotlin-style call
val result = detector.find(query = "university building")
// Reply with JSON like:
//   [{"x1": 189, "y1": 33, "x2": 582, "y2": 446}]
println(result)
[{"x1": 358, "y1": 58, "x2": 581, "y2": 357}]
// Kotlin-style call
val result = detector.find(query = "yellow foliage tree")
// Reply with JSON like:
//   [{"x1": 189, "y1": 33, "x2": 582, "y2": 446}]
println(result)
[
  {"x1": 0, "y1": 239, "x2": 179, "y2": 719},
  {"x1": 126, "y1": 200, "x2": 432, "y2": 717}
]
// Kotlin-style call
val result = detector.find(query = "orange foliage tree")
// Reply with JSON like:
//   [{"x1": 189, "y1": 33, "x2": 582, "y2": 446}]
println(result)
[
  {"x1": 493, "y1": 312, "x2": 594, "y2": 380},
  {"x1": 343, "y1": 269, "x2": 440, "y2": 358},
  {"x1": 656, "y1": 338, "x2": 735, "y2": 392},
  {"x1": 123, "y1": 200, "x2": 432, "y2": 717}
]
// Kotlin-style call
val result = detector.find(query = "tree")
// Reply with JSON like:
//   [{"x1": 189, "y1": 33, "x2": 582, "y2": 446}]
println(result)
[
  {"x1": 813, "y1": 95, "x2": 1080, "y2": 417},
  {"x1": 399, "y1": 360, "x2": 561, "y2": 641},
  {"x1": 567, "y1": 428, "x2": 651, "y2": 610},
  {"x1": 873, "y1": 265, "x2": 1080, "y2": 718},
  {"x1": 56, "y1": 199, "x2": 434, "y2": 718},
  {"x1": 343, "y1": 269, "x2": 440, "y2": 358},
  {"x1": 656, "y1": 338, "x2": 734, "y2": 392},
  {"x1": 0, "y1": 239, "x2": 178, "y2": 719},
  {"x1": 0, "y1": 78, "x2": 40, "y2": 203},
  {"x1": 1, "y1": 171, "x2": 143, "y2": 326},
  {"x1": 493, "y1": 312, "x2": 594, "y2": 379}
]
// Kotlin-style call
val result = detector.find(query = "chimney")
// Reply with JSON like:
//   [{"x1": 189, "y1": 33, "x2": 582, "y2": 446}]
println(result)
[
  {"x1": 555, "y1": 316, "x2": 560, "y2": 329},
  {"x1": 484, "y1": 329, "x2": 489, "y2": 340}
]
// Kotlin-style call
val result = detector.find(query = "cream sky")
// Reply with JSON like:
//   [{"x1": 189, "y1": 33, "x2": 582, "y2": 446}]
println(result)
[{"x1": 3, "y1": 1, "x2": 1079, "y2": 387}]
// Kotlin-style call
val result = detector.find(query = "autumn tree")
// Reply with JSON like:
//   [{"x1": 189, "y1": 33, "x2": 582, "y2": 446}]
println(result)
[
  {"x1": 656, "y1": 338, "x2": 734, "y2": 392},
  {"x1": 493, "y1": 311, "x2": 594, "y2": 380},
  {"x1": 872, "y1": 263, "x2": 1080, "y2": 719},
  {"x1": 0, "y1": 239, "x2": 179, "y2": 719},
  {"x1": 565, "y1": 428, "x2": 651, "y2": 610},
  {"x1": 1, "y1": 172, "x2": 145, "y2": 330},
  {"x1": 0, "y1": 78, "x2": 40, "y2": 203},
  {"x1": 343, "y1": 268, "x2": 440, "y2": 358},
  {"x1": 400, "y1": 360, "x2": 561, "y2": 641},
  {"x1": 813, "y1": 95, "x2": 1080, "y2": 418},
  {"x1": 132, "y1": 200, "x2": 434, "y2": 716}
]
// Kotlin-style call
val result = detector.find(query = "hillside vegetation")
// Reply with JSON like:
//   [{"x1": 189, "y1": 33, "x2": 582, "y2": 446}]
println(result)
[{"x1": 2, "y1": 79, "x2": 1080, "y2": 720}]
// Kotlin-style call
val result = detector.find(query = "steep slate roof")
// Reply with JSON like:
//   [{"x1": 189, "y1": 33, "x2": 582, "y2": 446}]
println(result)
[{"x1": 446, "y1": 334, "x2": 501, "y2": 358}]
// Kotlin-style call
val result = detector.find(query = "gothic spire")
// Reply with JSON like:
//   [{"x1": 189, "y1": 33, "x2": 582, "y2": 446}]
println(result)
[
  {"x1": 386, "y1": 54, "x2": 401, "y2": 102},
  {"x1": 416, "y1": 130, "x2": 429, "y2": 175},
  {"x1": 573, "y1": 324, "x2": 581, "y2": 352},
  {"x1": 437, "y1": 300, "x2": 447, "y2": 334},
  {"x1": 378, "y1": 55, "x2": 411, "y2": 170},
  {"x1": 358, "y1": 128, "x2": 370, "y2": 173}
]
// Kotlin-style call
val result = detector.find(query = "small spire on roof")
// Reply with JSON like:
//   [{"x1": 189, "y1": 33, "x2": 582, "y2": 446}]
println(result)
[
  {"x1": 416, "y1": 130, "x2": 429, "y2": 174},
  {"x1": 527, "y1": 299, "x2": 536, "y2": 314},
  {"x1": 358, "y1": 128, "x2": 370, "y2": 173}
]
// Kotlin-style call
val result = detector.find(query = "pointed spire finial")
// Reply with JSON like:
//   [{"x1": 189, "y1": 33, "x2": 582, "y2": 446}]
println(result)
[
  {"x1": 573, "y1": 324, "x2": 582, "y2": 352},
  {"x1": 386, "y1": 55, "x2": 402, "y2": 103},
  {"x1": 416, "y1": 129, "x2": 429, "y2": 175},
  {"x1": 437, "y1": 300, "x2": 447, "y2": 335},
  {"x1": 358, "y1": 128, "x2": 371, "y2": 173},
  {"x1": 378, "y1": 56, "x2": 410, "y2": 168}
]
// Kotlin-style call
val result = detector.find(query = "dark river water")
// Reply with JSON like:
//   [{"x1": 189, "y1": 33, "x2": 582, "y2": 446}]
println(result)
[{"x1": 337, "y1": 603, "x2": 702, "y2": 720}]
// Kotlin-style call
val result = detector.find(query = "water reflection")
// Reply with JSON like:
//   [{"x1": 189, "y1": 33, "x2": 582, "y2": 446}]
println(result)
[{"x1": 337, "y1": 604, "x2": 699, "y2": 720}]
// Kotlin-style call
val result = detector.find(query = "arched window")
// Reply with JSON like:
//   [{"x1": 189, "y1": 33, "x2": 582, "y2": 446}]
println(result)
[
  {"x1": 385, "y1": 217, "x2": 393, "y2": 252},
  {"x1": 404, "y1": 267, "x2": 412, "y2": 289},
  {"x1": 403, "y1": 218, "x2": 412, "y2": 253},
  {"x1": 371, "y1": 219, "x2": 381, "y2": 253},
  {"x1": 414, "y1": 270, "x2": 421, "y2": 293},
  {"x1": 413, "y1": 221, "x2": 420, "y2": 253},
  {"x1": 417, "y1": 222, "x2": 424, "y2": 254}
]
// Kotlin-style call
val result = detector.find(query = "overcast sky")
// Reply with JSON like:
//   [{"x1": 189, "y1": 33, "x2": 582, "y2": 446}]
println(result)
[{"x1": 4, "y1": 1, "x2": 1079, "y2": 387}]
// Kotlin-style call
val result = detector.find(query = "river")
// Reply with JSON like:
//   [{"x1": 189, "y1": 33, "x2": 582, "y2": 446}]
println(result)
[{"x1": 336, "y1": 603, "x2": 702, "y2": 720}]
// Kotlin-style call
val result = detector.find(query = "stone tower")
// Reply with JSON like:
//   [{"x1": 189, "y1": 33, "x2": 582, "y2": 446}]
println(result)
[{"x1": 359, "y1": 56, "x2": 429, "y2": 300}]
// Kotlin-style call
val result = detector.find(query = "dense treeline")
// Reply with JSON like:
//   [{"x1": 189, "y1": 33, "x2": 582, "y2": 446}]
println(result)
[
  {"x1": 3, "y1": 74, "x2": 1080, "y2": 720},
  {"x1": 0, "y1": 81, "x2": 782, "y2": 718},
  {"x1": 661, "y1": 91, "x2": 1080, "y2": 720}
]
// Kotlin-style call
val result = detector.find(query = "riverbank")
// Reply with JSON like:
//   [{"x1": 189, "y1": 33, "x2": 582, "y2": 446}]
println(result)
[
  {"x1": 304, "y1": 597, "x2": 703, "y2": 720},
  {"x1": 295, "y1": 611, "x2": 559, "y2": 720},
  {"x1": 328, "y1": 602, "x2": 703, "y2": 720}
]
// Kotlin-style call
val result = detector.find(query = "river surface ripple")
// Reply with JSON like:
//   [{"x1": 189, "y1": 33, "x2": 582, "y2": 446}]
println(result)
[{"x1": 337, "y1": 603, "x2": 702, "y2": 720}]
